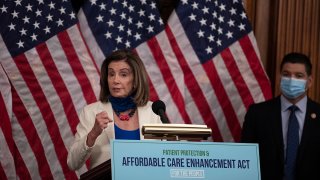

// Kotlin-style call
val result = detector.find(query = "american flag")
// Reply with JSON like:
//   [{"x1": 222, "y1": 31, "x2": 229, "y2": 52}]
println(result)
[
  {"x1": 79, "y1": 0, "x2": 272, "y2": 142},
  {"x1": 0, "y1": 0, "x2": 100, "y2": 179},
  {"x1": 77, "y1": 0, "x2": 165, "y2": 68},
  {"x1": 0, "y1": 0, "x2": 272, "y2": 179},
  {"x1": 151, "y1": 0, "x2": 273, "y2": 141}
]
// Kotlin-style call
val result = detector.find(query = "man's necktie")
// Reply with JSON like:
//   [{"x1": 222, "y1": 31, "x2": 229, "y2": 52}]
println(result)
[{"x1": 284, "y1": 105, "x2": 299, "y2": 180}]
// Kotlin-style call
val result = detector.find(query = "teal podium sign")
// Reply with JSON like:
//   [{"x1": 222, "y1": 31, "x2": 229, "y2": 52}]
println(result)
[{"x1": 111, "y1": 140, "x2": 260, "y2": 180}]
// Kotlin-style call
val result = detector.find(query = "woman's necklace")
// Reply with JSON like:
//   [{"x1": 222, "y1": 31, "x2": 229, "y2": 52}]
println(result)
[{"x1": 115, "y1": 108, "x2": 136, "y2": 121}]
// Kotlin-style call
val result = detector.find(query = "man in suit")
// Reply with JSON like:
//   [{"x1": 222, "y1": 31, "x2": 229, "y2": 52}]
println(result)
[{"x1": 241, "y1": 52, "x2": 320, "y2": 180}]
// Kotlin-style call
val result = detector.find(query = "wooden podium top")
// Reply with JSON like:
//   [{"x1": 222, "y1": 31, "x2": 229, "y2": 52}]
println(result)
[{"x1": 79, "y1": 159, "x2": 111, "y2": 180}]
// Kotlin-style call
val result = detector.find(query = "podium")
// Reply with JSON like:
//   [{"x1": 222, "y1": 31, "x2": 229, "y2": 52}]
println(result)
[
  {"x1": 79, "y1": 159, "x2": 111, "y2": 180},
  {"x1": 79, "y1": 124, "x2": 260, "y2": 180},
  {"x1": 79, "y1": 124, "x2": 212, "y2": 180}
]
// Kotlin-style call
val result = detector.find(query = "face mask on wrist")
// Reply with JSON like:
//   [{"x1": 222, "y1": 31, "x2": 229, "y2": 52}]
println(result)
[{"x1": 280, "y1": 77, "x2": 307, "y2": 99}]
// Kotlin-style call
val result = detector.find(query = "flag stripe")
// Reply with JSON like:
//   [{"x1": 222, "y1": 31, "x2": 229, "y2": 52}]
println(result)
[
  {"x1": 11, "y1": 142, "x2": 32, "y2": 180},
  {"x1": 154, "y1": 31, "x2": 201, "y2": 125},
  {"x1": 228, "y1": 38, "x2": 267, "y2": 104},
  {"x1": 67, "y1": 26, "x2": 101, "y2": 99},
  {"x1": 152, "y1": 30, "x2": 214, "y2": 127},
  {"x1": 0, "y1": 130, "x2": 13, "y2": 180},
  {"x1": 165, "y1": 26, "x2": 224, "y2": 141},
  {"x1": 76, "y1": 23, "x2": 101, "y2": 75},
  {"x1": 203, "y1": 58, "x2": 242, "y2": 141},
  {"x1": 214, "y1": 53, "x2": 249, "y2": 135},
  {"x1": 220, "y1": 48, "x2": 254, "y2": 109},
  {"x1": 0, "y1": 163, "x2": 6, "y2": 180},
  {"x1": 167, "y1": 10, "x2": 242, "y2": 141},
  {"x1": 35, "y1": 43, "x2": 79, "y2": 135},
  {"x1": 78, "y1": 9, "x2": 106, "y2": 67},
  {"x1": 168, "y1": 12, "x2": 231, "y2": 141},
  {"x1": 135, "y1": 47, "x2": 161, "y2": 102},
  {"x1": 11, "y1": 87, "x2": 52, "y2": 179},
  {"x1": 146, "y1": 37, "x2": 192, "y2": 124},
  {"x1": 2, "y1": 53, "x2": 61, "y2": 178},
  {"x1": 0, "y1": 96, "x2": 14, "y2": 153},
  {"x1": 0, "y1": 129, "x2": 30, "y2": 180},
  {"x1": 57, "y1": 31, "x2": 96, "y2": 105},
  {"x1": 239, "y1": 36, "x2": 272, "y2": 99},
  {"x1": 211, "y1": 52, "x2": 247, "y2": 133},
  {"x1": 135, "y1": 43, "x2": 186, "y2": 124},
  {"x1": 13, "y1": 54, "x2": 77, "y2": 179},
  {"x1": 0, "y1": 38, "x2": 34, "y2": 179},
  {"x1": 42, "y1": 33, "x2": 92, "y2": 176},
  {"x1": 45, "y1": 34, "x2": 87, "y2": 118},
  {"x1": 0, "y1": 87, "x2": 16, "y2": 180},
  {"x1": 45, "y1": 28, "x2": 91, "y2": 176},
  {"x1": 148, "y1": 76, "x2": 160, "y2": 102},
  {"x1": 24, "y1": 45, "x2": 78, "y2": 147},
  {"x1": 214, "y1": 50, "x2": 248, "y2": 119}
]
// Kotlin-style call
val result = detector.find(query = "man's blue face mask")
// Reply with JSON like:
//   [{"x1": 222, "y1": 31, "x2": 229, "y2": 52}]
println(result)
[{"x1": 280, "y1": 77, "x2": 307, "y2": 99}]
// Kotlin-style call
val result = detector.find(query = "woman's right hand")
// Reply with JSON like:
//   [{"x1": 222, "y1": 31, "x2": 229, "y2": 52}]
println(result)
[{"x1": 86, "y1": 111, "x2": 113, "y2": 147}]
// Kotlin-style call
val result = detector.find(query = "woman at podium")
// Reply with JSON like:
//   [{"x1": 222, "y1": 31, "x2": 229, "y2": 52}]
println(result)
[{"x1": 67, "y1": 49, "x2": 162, "y2": 170}]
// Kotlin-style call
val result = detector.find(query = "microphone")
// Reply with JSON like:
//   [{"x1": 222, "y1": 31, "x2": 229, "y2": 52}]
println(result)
[{"x1": 152, "y1": 100, "x2": 170, "y2": 123}]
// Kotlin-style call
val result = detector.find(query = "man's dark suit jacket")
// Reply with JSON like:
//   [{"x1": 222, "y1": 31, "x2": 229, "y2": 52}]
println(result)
[{"x1": 241, "y1": 96, "x2": 320, "y2": 180}]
